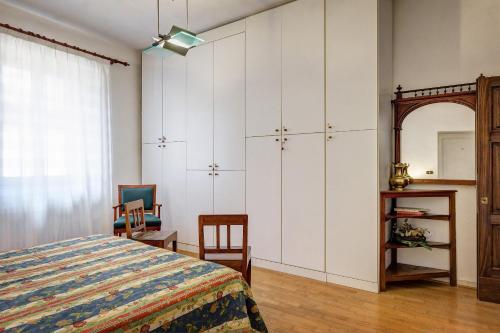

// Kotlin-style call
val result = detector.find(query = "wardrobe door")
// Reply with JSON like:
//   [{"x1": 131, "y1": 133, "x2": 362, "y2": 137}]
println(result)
[
  {"x1": 163, "y1": 54, "x2": 186, "y2": 142},
  {"x1": 282, "y1": 133, "x2": 325, "y2": 271},
  {"x1": 142, "y1": 143, "x2": 164, "y2": 203},
  {"x1": 214, "y1": 171, "x2": 246, "y2": 247},
  {"x1": 187, "y1": 43, "x2": 214, "y2": 170},
  {"x1": 325, "y1": 0, "x2": 377, "y2": 131},
  {"x1": 246, "y1": 8, "x2": 282, "y2": 137},
  {"x1": 246, "y1": 136, "x2": 282, "y2": 263},
  {"x1": 326, "y1": 130, "x2": 378, "y2": 282},
  {"x1": 282, "y1": 0, "x2": 324, "y2": 135},
  {"x1": 186, "y1": 170, "x2": 214, "y2": 246},
  {"x1": 142, "y1": 53, "x2": 163, "y2": 144},
  {"x1": 213, "y1": 34, "x2": 245, "y2": 171},
  {"x1": 162, "y1": 142, "x2": 186, "y2": 235}
]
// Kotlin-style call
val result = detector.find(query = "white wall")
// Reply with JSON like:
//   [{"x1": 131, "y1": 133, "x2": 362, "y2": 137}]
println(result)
[
  {"x1": 393, "y1": 0, "x2": 500, "y2": 286},
  {"x1": 0, "y1": 1, "x2": 142, "y2": 202}
]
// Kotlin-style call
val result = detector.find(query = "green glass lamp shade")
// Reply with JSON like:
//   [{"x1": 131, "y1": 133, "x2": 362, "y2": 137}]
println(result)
[{"x1": 144, "y1": 25, "x2": 204, "y2": 57}]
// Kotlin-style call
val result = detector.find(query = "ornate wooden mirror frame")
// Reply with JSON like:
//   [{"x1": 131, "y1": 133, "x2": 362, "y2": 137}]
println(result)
[{"x1": 393, "y1": 80, "x2": 478, "y2": 186}]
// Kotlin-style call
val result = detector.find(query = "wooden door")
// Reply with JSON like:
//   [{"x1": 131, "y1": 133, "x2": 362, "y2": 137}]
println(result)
[
  {"x1": 477, "y1": 75, "x2": 500, "y2": 302},
  {"x1": 213, "y1": 33, "x2": 245, "y2": 171},
  {"x1": 214, "y1": 171, "x2": 246, "y2": 247},
  {"x1": 246, "y1": 136, "x2": 282, "y2": 263},
  {"x1": 282, "y1": 0, "x2": 324, "y2": 135},
  {"x1": 142, "y1": 53, "x2": 163, "y2": 144},
  {"x1": 162, "y1": 142, "x2": 186, "y2": 235},
  {"x1": 187, "y1": 43, "x2": 214, "y2": 170},
  {"x1": 163, "y1": 54, "x2": 186, "y2": 142},
  {"x1": 142, "y1": 143, "x2": 163, "y2": 203},
  {"x1": 246, "y1": 8, "x2": 282, "y2": 137},
  {"x1": 325, "y1": 130, "x2": 378, "y2": 282},
  {"x1": 186, "y1": 170, "x2": 214, "y2": 246},
  {"x1": 325, "y1": 0, "x2": 378, "y2": 132},
  {"x1": 282, "y1": 133, "x2": 325, "y2": 271}
]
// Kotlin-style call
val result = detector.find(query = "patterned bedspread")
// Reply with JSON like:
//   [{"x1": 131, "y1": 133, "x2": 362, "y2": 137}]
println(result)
[{"x1": 0, "y1": 235, "x2": 267, "y2": 332}]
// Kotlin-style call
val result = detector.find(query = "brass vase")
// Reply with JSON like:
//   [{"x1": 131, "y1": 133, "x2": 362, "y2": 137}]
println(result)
[
  {"x1": 402, "y1": 163, "x2": 412, "y2": 182},
  {"x1": 390, "y1": 163, "x2": 409, "y2": 191}
]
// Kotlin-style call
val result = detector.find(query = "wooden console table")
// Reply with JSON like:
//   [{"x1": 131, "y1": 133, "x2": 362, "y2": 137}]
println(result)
[{"x1": 379, "y1": 189, "x2": 457, "y2": 291}]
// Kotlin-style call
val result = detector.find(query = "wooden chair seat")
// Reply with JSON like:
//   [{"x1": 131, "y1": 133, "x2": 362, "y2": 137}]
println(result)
[{"x1": 131, "y1": 230, "x2": 177, "y2": 251}]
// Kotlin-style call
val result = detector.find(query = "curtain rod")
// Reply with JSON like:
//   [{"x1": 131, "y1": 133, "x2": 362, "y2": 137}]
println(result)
[{"x1": 0, "y1": 22, "x2": 130, "y2": 66}]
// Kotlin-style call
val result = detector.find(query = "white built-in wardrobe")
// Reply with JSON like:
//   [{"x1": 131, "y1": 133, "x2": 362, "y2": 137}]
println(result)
[{"x1": 142, "y1": 0, "x2": 390, "y2": 292}]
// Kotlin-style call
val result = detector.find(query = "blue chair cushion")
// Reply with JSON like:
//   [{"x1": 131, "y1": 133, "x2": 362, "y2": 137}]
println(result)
[
  {"x1": 121, "y1": 187, "x2": 154, "y2": 210},
  {"x1": 114, "y1": 214, "x2": 161, "y2": 229}
]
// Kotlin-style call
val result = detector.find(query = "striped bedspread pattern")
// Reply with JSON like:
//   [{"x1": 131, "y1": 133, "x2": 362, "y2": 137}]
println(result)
[{"x1": 0, "y1": 235, "x2": 267, "y2": 332}]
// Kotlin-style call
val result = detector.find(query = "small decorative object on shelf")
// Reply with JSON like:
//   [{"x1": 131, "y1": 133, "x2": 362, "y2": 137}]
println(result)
[
  {"x1": 394, "y1": 207, "x2": 429, "y2": 217},
  {"x1": 389, "y1": 162, "x2": 410, "y2": 191},
  {"x1": 394, "y1": 222, "x2": 431, "y2": 250}
]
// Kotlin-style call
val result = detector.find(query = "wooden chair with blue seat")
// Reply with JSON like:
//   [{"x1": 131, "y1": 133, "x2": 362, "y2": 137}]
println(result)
[{"x1": 113, "y1": 184, "x2": 162, "y2": 236}]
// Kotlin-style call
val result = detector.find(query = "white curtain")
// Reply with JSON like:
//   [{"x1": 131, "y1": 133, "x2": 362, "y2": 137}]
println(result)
[{"x1": 0, "y1": 32, "x2": 112, "y2": 250}]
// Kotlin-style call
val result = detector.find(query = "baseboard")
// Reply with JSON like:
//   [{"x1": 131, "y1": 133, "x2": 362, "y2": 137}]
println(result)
[
  {"x1": 252, "y1": 258, "x2": 327, "y2": 282},
  {"x1": 326, "y1": 273, "x2": 379, "y2": 293},
  {"x1": 177, "y1": 242, "x2": 199, "y2": 254}
]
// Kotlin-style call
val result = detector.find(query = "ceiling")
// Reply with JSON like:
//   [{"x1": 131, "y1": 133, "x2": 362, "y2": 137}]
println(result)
[{"x1": 2, "y1": 0, "x2": 292, "y2": 50}]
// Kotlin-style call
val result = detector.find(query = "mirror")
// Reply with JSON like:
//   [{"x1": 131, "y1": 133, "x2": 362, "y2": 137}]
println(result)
[{"x1": 400, "y1": 103, "x2": 475, "y2": 180}]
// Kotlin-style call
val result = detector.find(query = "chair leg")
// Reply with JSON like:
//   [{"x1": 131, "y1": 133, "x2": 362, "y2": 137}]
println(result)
[
  {"x1": 246, "y1": 260, "x2": 252, "y2": 286},
  {"x1": 172, "y1": 240, "x2": 177, "y2": 252}
]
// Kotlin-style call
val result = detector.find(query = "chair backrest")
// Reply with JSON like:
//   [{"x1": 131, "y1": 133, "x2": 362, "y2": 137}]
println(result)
[
  {"x1": 124, "y1": 199, "x2": 146, "y2": 238},
  {"x1": 198, "y1": 215, "x2": 248, "y2": 262},
  {"x1": 118, "y1": 184, "x2": 156, "y2": 215}
]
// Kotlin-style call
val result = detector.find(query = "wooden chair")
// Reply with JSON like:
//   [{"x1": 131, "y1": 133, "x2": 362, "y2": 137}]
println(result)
[
  {"x1": 124, "y1": 199, "x2": 177, "y2": 251},
  {"x1": 113, "y1": 184, "x2": 162, "y2": 236},
  {"x1": 198, "y1": 215, "x2": 251, "y2": 285}
]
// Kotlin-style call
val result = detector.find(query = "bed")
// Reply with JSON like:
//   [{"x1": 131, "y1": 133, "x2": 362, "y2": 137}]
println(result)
[{"x1": 0, "y1": 235, "x2": 267, "y2": 332}]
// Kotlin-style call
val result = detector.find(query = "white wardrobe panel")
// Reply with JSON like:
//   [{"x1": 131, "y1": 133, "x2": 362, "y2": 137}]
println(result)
[
  {"x1": 187, "y1": 43, "x2": 214, "y2": 170},
  {"x1": 326, "y1": 130, "x2": 378, "y2": 282},
  {"x1": 282, "y1": 0, "x2": 324, "y2": 135},
  {"x1": 246, "y1": 136, "x2": 282, "y2": 263},
  {"x1": 246, "y1": 8, "x2": 282, "y2": 137},
  {"x1": 142, "y1": 54, "x2": 163, "y2": 143},
  {"x1": 326, "y1": 0, "x2": 378, "y2": 131},
  {"x1": 142, "y1": 143, "x2": 163, "y2": 203},
  {"x1": 214, "y1": 34, "x2": 246, "y2": 171},
  {"x1": 282, "y1": 133, "x2": 325, "y2": 271},
  {"x1": 214, "y1": 171, "x2": 246, "y2": 247},
  {"x1": 163, "y1": 54, "x2": 186, "y2": 142},
  {"x1": 186, "y1": 170, "x2": 214, "y2": 246},
  {"x1": 162, "y1": 142, "x2": 186, "y2": 234}
]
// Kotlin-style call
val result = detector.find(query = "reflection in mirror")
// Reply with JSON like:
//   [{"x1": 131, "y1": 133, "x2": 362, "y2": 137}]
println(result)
[{"x1": 400, "y1": 103, "x2": 475, "y2": 180}]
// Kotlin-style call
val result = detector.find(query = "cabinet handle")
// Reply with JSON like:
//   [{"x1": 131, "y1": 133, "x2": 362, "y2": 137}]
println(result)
[
  {"x1": 157, "y1": 145, "x2": 161, "y2": 148},
  {"x1": 214, "y1": 173, "x2": 219, "y2": 176},
  {"x1": 283, "y1": 127, "x2": 288, "y2": 132},
  {"x1": 214, "y1": 164, "x2": 219, "y2": 168},
  {"x1": 327, "y1": 123, "x2": 333, "y2": 129},
  {"x1": 209, "y1": 172, "x2": 213, "y2": 176},
  {"x1": 158, "y1": 138, "x2": 162, "y2": 141},
  {"x1": 283, "y1": 138, "x2": 288, "y2": 142},
  {"x1": 327, "y1": 135, "x2": 333, "y2": 141},
  {"x1": 208, "y1": 164, "x2": 213, "y2": 168},
  {"x1": 275, "y1": 129, "x2": 280, "y2": 132},
  {"x1": 275, "y1": 138, "x2": 279, "y2": 142}
]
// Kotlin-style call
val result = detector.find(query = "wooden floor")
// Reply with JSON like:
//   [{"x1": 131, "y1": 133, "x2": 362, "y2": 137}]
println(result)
[{"x1": 250, "y1": 267, "x2": 500, "y2": 333}]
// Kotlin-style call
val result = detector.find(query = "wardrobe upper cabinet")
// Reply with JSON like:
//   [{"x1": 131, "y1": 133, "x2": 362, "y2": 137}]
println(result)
[
  {"x1": 326, "y1": 0, "x2": 378, "y2": 131},
  {"x1": 187, "y1": 43, "x2": 214, "y2": 170},
  {"x1": 282, "y1": 133, "x2": 325, "y2": 271},
  {"x1": 163, "y1": 54, "x2": 186, "y2": 142},
  {"x1": 214, "y1": 34, "x2": 245, "y2": 171},
  {"x1": 142, "y1": 53, "x2": 163, "y2": 144},
  {"x1": 246, "y1": 9, "x2": 282, "y2": 137},
  {"x1": 246, "y1": 136, "x2": 282, "y2": 263},
  {"x1": 282, "y1": 0, "x2": 324, "y2": 135}
]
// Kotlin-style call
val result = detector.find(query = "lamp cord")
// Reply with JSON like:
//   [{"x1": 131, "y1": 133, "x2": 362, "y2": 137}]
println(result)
[
  {"x1": 186, "y1": 0, "x2": 189, "y2": 30},
  {"x1": 157, "y1": 0, "x2": 160, "y2": 36}
]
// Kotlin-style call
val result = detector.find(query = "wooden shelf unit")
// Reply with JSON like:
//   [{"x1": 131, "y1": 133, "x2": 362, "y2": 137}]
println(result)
[{"x1": 379, "y1": 189, "x2": 457, "y2": 291}]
